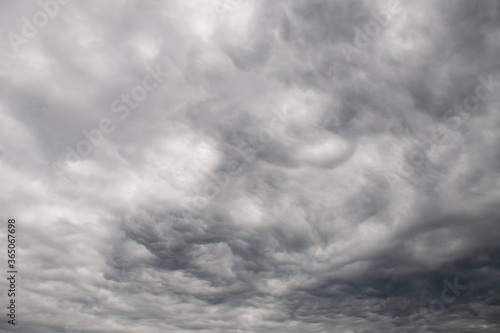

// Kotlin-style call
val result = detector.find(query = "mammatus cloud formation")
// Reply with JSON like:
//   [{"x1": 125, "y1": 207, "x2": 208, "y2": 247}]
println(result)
[{"x1": 0, "y1": 0, "x2": 499, "y2": 332}]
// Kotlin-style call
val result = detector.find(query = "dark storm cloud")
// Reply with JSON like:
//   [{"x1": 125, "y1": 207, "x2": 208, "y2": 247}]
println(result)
[{"x1": 0, "y1": 0, "x2": 499, "y2": 332}]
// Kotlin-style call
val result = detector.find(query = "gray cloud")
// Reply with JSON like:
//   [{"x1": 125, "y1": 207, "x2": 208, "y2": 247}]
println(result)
[{"x1": 0, "y1": 0, "x2": 499, "y2": 332}]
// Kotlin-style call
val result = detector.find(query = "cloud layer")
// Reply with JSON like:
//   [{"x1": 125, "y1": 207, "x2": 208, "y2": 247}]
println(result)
[{"x1": 0, "y1": 0, "x2": 499, "y2": 332}]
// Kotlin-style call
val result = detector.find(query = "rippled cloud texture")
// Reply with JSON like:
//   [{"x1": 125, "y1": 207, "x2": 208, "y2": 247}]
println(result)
[{"x1": 1, "y1": 0, "x2": 500, "y2": 332}]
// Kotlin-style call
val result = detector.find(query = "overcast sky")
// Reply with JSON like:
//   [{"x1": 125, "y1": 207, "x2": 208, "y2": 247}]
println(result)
[{"x1": 1, "y1": 0, "x2": 500, "y2": 332}]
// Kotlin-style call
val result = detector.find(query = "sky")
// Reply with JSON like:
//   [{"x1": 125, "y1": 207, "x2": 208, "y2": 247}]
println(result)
[{"x1": 0, "y1": 0, "x2": 500, "y2": 332}]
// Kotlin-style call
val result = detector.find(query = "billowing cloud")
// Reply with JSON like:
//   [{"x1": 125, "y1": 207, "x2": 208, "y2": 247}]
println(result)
[{"x1": 0, "y1": 0, "x2": 499, "y2": 332}]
